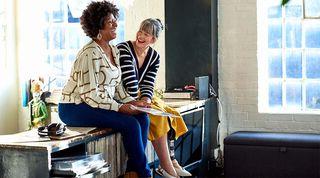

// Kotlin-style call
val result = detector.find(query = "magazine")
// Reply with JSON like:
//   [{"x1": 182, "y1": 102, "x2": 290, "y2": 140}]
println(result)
[
  {"x1": 51, "y1": 153, "x2": 110, "y2": 176},
  {"x1": 130, "y1": 105, "x2": 179, "y2": 117}
]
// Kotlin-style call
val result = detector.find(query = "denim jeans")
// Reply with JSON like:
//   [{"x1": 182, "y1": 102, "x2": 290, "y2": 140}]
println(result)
[{"x1": 58, "y1": 103, "x2": 151, "y2": 177}]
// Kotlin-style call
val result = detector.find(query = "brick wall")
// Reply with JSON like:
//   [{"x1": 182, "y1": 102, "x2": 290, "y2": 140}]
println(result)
[{"x1": 218, "y1": 0, "x2": 320, "y2": 142}]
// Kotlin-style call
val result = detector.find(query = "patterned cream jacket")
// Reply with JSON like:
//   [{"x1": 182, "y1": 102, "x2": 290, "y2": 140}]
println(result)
[{"x1": 60, "y1": 41, "x2": 135, "y2": 111}]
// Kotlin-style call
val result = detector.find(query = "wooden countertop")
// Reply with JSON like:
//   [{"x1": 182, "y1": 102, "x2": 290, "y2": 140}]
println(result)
[
  {"x1": 163, "y1": 98, "x2": 206, "y2": 113},
  {"x1": 0, "y1": 128, "x2": 114, "y2": 153}
]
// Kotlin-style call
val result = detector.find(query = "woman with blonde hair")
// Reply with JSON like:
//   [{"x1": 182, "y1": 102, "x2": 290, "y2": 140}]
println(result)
[{"x1": 118, "y1": 18, "x2": 192, "y2": 178}]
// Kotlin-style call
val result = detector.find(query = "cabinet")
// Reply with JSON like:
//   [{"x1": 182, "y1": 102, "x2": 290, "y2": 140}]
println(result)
[
  {"x1": 175, "y1": 107, "x2": 204, "y2": 170},
  {"x1": 0, "y1": 129, "x2": 126, "y2": 178},
  {"x1": 151, "y1": 99, "x2": 207, "y2": 177}
]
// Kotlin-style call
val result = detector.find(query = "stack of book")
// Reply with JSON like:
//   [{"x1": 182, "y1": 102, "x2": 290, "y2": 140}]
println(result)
[
  {"x1": 50, "y1": 153, "x2": 110, "y2": 177},
  {"x1": 163, "y1": 91, "x2": 194, "y2": 99}
]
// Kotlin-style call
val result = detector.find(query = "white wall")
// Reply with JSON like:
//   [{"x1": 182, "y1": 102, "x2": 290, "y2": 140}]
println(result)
[
  {"x1": 0, "y1": 68, "x2": 19, "y2": 134},
  {"x1": 218, "y1": 0, "x2": 320, "y2": 141},
  {"x1": 0, "y1": 1, "x2": 19, "y2": 134}
]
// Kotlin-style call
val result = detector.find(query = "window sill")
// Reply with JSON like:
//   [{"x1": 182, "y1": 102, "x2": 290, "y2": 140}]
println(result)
[{"x1": 259, "y1": 109, "x2": 320, "y2": 115}]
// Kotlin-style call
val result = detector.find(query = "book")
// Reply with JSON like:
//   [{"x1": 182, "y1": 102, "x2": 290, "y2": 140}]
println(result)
[
  {"x1": 130, "y1": 105, "x2": 179, "y2": 117},
  {"x1": 51, "y1": 153, "x2": 109, "y2": 176},
  {"x1": 163, "y1": 91, "x2": 193, "y2": 99}
]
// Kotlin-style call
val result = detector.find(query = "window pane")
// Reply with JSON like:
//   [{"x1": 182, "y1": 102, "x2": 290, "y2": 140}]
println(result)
[
  {"x1": 268, "y1": 51, "x2": 282, "y2": 78},
  {"x1": 68, "y1": 53, "x2": 76, "y2": 63},
  {"x1": 52, "y1": 0, "x2": 65, "y2": 23},
  {"x1": 52, "y1": 77, "x2": 66, "y2": 89},
  {"x1": 45, "y1": 54, "x2": 50, "y2": 64},
  {"x1": 67, "y1": 6, "x2": 80, "y2": 23},
  {"x1": 305, "y1": 21, "x2": 320, "y2": 48},
  {"x1": 285, "y1": 1, "x2": 302, "y2": 18},
  {"x1": 286, "y1": 82, "x2": 302, "y2": 109},
  {"x1": 52, "y1": 54, "x2": 64, "y2": 76},
  {"x1": 68, "y1": 25, "x2": 82, "y2": 49},
  {"x1": 306, "y1": 82, "x2": 320, "y2": 109},
  {"x1": 43, "y1": 27, "x2": 49, "y2": 49},
  {"x1": 268, "y1": 21, "x2": 282, "y2": 48},
  {"x1": 269, "y1": 81, "x2": 282, "y2": 107},
  {"x1": 0, "y1": 21, "x2": 5, "y2": 42},
  {"x1": 52, "y1": 26, "x2": 65, "y2": 49},
  {"x1": 268, "y1": 6, "x2": 282, "y2": 18},
  {"x1": 66, "y1": 53, "x2": 76, "y2": 74},
  {"x1": 43, "y1": 9, "x2": 50, "y2": 23},
  {"x1": 306, "y1": 50, "x2": 320, "y2": 78},
  {"x1": 286, "y1": 50, "x2": 302, "y2": 78},
  {"x1": 286, "y1": 21, "x2": 301, "y2": 48},
  {"x1": 113, "y1": 21, "x2": 125, "y2": 45},
  {"x1": 305, "y1": 0, "x2": 320, "y2": 18}
]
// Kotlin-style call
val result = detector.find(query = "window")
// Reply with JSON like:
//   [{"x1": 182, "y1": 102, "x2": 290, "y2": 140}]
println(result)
[
  {"x1": 258, "y1": 0, "x2": 320, "y2": 113},
  {"x1": 18, "y1": 0, "x2": 125, "y2": 91}
]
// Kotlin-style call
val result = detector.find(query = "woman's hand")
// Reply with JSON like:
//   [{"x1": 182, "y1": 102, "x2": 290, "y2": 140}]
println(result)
[
  {"x1": 129, "y1": 100, "x2": 151, "y2": 108},
  {"x1": 118, "y1": 103, "x2": 141, "y2": 115},
  {"x1": 140, "y1": 96, "x2": 152, "y2": 104}
]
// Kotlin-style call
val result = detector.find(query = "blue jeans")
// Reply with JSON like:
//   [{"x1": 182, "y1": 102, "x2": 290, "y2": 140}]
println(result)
[{"x1": 58, "y1": 103, "x2": 151, "y2": 177}]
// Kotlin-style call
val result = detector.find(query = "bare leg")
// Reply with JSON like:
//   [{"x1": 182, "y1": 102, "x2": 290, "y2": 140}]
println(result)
[
  {"x1": 152, "y1": 134, "x2": 177, "y2": 177},
  {"x1": 168, "y1": 127, "x2": 192, "y2": 177}
]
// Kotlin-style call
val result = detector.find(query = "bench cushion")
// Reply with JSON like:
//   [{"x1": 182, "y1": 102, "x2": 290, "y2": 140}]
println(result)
[{"x1": 224, "y1": 131, "x2": 320, "y2": 148}]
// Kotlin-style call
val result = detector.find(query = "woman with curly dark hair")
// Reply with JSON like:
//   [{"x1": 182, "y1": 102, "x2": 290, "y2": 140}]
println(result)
[{"x1": 58, "y1": 1, "x2": 151, "y2": 178}]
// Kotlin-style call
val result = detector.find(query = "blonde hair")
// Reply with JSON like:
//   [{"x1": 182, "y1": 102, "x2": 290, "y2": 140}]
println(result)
[{"x1": 139, "y1": 18, "x2": 164, "y2": 39}]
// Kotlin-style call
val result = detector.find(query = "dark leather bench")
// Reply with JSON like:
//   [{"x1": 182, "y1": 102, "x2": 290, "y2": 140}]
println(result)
[{"x1": 224, "y1": 131, "x2": 320, "y2": 178}]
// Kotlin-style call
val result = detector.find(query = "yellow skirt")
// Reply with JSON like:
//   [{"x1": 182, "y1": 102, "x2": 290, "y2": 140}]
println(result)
[{"x1": 148, "y1": 96, "x2": 188, "y2": 141}]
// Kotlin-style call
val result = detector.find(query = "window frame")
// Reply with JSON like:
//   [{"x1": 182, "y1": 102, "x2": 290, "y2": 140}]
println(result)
[{"x1": 258, "y1": 0, "x2": 320, "y2": 114}]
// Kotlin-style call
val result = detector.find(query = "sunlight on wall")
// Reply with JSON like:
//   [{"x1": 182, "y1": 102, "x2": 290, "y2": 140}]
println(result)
[
  {"x1": 0, "y1": 0, "x2": 18, "y2": 134},
  {"x1": 18, "y1": 1, "x2": 48, "y2": 81}
]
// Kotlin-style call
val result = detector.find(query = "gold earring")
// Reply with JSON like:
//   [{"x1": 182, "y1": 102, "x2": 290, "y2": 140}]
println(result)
[{"x1": 97, "y1": 33, "x2": 102, "y2": 40}]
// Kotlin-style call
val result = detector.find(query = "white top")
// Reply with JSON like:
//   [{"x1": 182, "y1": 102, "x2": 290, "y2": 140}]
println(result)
[{"x1": 60, "y1": 40, "x2": 134, "y2": 111}]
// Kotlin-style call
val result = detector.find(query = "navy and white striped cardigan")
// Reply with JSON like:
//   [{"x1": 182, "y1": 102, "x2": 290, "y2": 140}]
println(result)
[{"x1": 117, "y1": 41, "x2": 160, "y2": 99}]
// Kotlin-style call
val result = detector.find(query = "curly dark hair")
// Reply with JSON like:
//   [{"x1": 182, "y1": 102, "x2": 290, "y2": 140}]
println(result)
[{"x1": 80, "y1": 1, "x2": 119, "y2": 39}]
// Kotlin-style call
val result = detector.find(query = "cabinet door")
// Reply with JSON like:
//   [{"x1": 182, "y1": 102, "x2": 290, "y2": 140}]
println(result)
[{"x1": 174, "y1": 108, "x2": 204, "y2": 167}]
